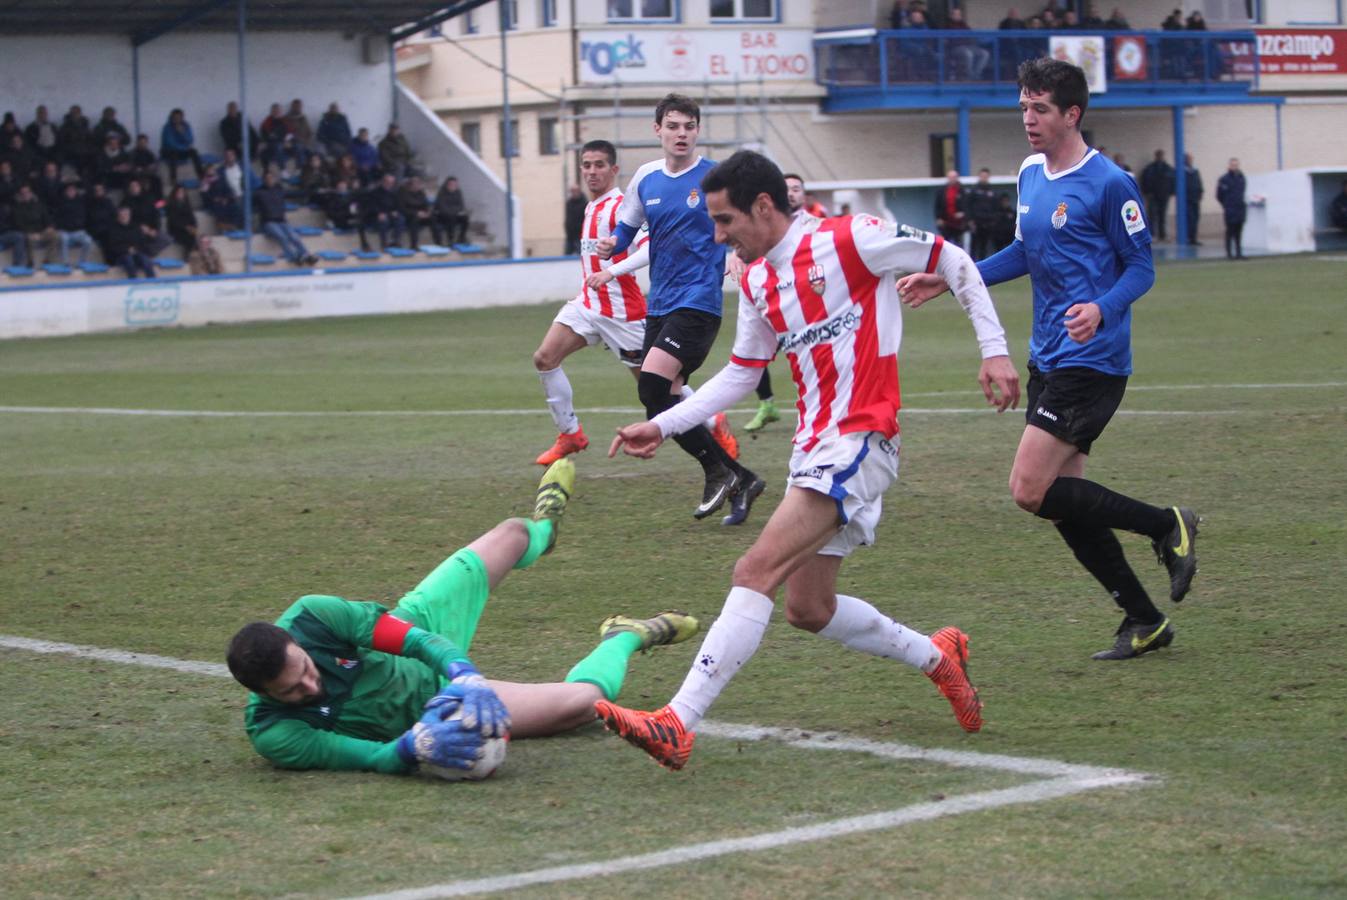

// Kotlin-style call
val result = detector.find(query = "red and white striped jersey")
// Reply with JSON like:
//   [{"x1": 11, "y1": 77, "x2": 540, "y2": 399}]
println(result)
[
  {"x1": 580, "y1": 187, "x2": 648, "y2": 322},
  {"x1": 730, "y1": 214, "x2": 1007, "y2": 451}
]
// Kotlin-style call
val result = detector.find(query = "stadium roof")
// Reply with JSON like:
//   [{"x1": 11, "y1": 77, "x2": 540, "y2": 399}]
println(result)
[{"x1": 0, "y1": 0, "x2": 492, "y2": 44}]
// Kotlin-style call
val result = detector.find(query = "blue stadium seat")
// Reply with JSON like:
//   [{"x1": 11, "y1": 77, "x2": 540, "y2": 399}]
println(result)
[
  {"x1": 43, "y1": 264, "x2": 73, "y2": 276},
  {"x1": 199, "y1": 153, "x2": 222, "y2": 166},
  {"x1": 5, "y1": 266, "x2": 35, "y2": 277},
  {"x1": 420, "y1": 244, "x2": 450, "y2": 256},
  {"x1": 353, "y1": 250, "x2": 381, "y2": 260},
  {"x1": 386, "y1": 247, "x2": 416, "y2": 258},
  {"x1": 284, "y1": 202, "x2": 299, "y2": 211},
  {"x1": 155, "y1": 257, "x2": 185, "y2": 269},
  {"x1": 331, "y1": 227, "x2": 354, "y2": 236},
  {"x1": 178, "y1": 179, "x2": 200, "y2": 190},
  {"x1": 226, "y1": 230, "x2": 248, "y2": 240},
  {"x1": 79, "y1": 262, "x2": 109, "y2": 274},
  {"x1": 316, "y1": 250, "x2": 348, "y2": 261},
  {"x1": 249, "y1": 253, "x2": 276, "y2": 265},
  {"x1": 453, "y1": 243, "x2": 483, "y2": 254},
  {"x1": 295, "y1": 226, "x2": 324, "y2": 236}
]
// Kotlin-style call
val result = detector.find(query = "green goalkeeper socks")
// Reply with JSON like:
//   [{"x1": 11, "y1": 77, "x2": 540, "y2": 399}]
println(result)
[
  {"x1": 511, "y1": 518, "x2": 554, "y2": 570},
  {"x1": 564, "y1": 631, "x2": 642, "y2": 700}
]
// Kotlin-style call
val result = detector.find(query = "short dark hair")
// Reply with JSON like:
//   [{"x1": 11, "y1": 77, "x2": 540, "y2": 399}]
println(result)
[
  {"x1": 581, "y1": 139, "x2": 617, "y2": 165},
  {"x1": 226, "y1": 622, "x2": 294, "y2": 692},
  {"x1": 1017, "y1": 57, "x2": 1089, "y2": 125},
  {"x1": 655, "y1": 93, "x2": 700, "y2": 125},
  {"x1": 782, "y1": 172, "x2": 805, "y2": 187},
  {"x1": 978, "y1": 166, "x2": 991, "y2": 175},
  {"x1": 701, "y1": 150, "x2": 790, "y2": 216}
]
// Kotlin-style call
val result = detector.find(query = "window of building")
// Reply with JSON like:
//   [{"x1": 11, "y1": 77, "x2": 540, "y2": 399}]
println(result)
[
  {"x1": 541, "y1": 0, "x2": 557, "y2": 27},
  {"x1": 499, "y1": 118, "x2": 520, "y2": 158},
  {"x1": 709, "y1": 0, "x2": 775, "y2": 21},
  {"x1": 607, "y1": 0, "x2": 677, "y2": 22},
  {"x1": 539, "y1": 117, "x2": 560, "y2": 155},
  {"x1": 503, "y1": 0, "x2": 519, "y2": 29},
  {"x1": 462, "y1": 121, "x2": 481, "y2": 154},
  {"x1": 462, "y1": 10, "x2": 477, "y2": 34}
]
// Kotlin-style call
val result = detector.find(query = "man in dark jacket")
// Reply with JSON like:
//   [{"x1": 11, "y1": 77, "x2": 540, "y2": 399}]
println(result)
[
  {"x1": 316, "y1": 103, "x2": 353, "y2": 160},
  {"x1": 253, "y1": 170, "x2": 317, "y2": 265},
  {"x1": 107, "y1": 205, "x2": 156, "y2": 278},
  {"x1": 563, "y1": 184, "x2": 586, "y2": 255},
  {"x1": 85, "y1": 181, "x2": 118, "y2": 261},
  {"x1": 1140, "y1": 149, "x2": 1176, "y2": 241},
  {"x1": 12, "y1": 183, "x2": 57, "y2": 265},
  {"x1": 91, "y1": 106, "x2": 131, "y2": 155},
  {"x1": 24, "y1": 105, "x2": 60, "y2": 166},
  {"x1": 965, "y1": 167, "x2": 1001, "y2": 260},
  {"x1": 324, "y1": 179, "x2": 360, "y2": 233},
  {"x1": 378, "y1": 124, "x2": 414, "y2": 179},
  {"x1": 1215, "y1": 157, "x2": 1247, "y2": 260},
  {"x1": 33, "y1": 160, "x2": 65, "y2": 210},
  {"x1": 53, "y1": 181, "x2": 94, "y2": 265},
  {"x1": 94, "y1": 133, "x2": 133, "y2": 191},
  {"x1": 932, "y1": 169, "x2": 969, "y2": 244},
  {"x1": 58, "y1": 105, "x2": 94, "y2": 177},
  {"x1": 435, "y1": 176, "x2": 470, "y2": 245},
  {"x1": 219, "y1": 101, "x2": 260, "y2": 161},
  {"x1": 398, "y1": 175, "x2": 441, "y2": 249},
  {"x1": 0, "y1": 200, "x2": 29, "y2": 267},
  {"x1": 1, "y1": 134, "x2": 37, "y2": 182},
  {"x1": 361, "y1": 173, "x2": 406, "y2": 251},
  {"x1": 1182, "y1": 153, "x2": 1203, "y2": 245}
]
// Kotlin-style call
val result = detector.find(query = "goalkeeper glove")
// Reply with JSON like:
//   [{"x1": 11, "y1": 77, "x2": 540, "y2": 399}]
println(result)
[
  {"x1": 436, "y1": 661, "x2": 511, "y2": 738},
  {"x1": 395, "y1": 718, "x2": 484, "y2": 771}
]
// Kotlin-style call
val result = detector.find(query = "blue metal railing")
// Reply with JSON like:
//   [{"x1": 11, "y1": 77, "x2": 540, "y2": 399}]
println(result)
[{"x1": 814, "y1": 29, "x2": 1259, "y2": 98}]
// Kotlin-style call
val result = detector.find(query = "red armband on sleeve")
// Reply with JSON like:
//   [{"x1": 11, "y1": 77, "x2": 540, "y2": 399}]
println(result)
[
  {"x1": 371, "y1": 614, "x2": 415, "y2": 654},
  {"x1": 925, "y1": 235, "x2": 945, "y2": 274}
]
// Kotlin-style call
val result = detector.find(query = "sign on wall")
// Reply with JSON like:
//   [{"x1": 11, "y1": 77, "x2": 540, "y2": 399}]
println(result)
[
  {"x1": 1049, "y1": 36, "x2": 1108, "y2": 93},
  {"x1": 1254, "y1": 28, "x2": 1347, "y2": 74},
  {"x1": 578, "y1": 29, "x2": 814, "y2": 83}
]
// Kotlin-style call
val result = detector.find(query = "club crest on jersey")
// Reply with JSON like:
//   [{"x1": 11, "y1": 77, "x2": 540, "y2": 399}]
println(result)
[
  {"x1": 1051, "y1": 202, "x2": 1068, "y2": 229},
  {"x1": 807, "y1": 263, "x2": 826, "y2": 294},
  {"x1": 686, "y1": 188, "x2": 700, "y2": 208},
  {"x1": 334, "y1": 657, "x2": 360, "y2": 669}
]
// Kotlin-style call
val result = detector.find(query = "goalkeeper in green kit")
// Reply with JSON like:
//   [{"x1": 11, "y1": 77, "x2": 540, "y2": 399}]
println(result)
[{"x1": 226, "y1": 460, "x2": 697, "y2": 776}]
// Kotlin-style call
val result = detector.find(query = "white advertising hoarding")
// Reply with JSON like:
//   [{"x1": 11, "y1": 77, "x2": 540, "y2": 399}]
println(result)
[
  {"x1": 1049, "y1": 35, "x2": 1108, "y2": 93},
  {"x1": 578, "y1": 29, "x2": 815, "y2": 83}
]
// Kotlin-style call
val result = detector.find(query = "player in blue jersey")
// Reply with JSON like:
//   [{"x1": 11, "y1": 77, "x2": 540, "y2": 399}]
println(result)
[
  {"x1": 899, "y1": 58, "x2": 1199, "y2": 661},
  {"x1": 597, "y1": 93, "x2": 764, "y2": 525}
]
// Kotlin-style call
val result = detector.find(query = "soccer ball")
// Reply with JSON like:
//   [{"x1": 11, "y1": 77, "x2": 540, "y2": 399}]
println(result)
[{"x1": 418, "y1": 710, "x2": 509, "y2": 782}]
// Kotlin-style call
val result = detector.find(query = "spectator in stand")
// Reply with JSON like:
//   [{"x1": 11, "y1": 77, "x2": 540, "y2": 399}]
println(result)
[
  {"x1": 1161, "y1": 9, "x2": 1184, "y2": 30},
  {"x1": 0, "y1": 114, "x2": 23, "y2": 151},
  {"x1": 889, "y1": 1, "x2": 912, "y2": 29},
  {"x1": 1113, "y1": 151, "x2": 1133, "y2": 177},
  {"x1": 398, "y1": 175, "x2": 440, "y2": 250},
  {"x1": 332, "y1": 153, "x2": 359, "y2": 187},
  {"x1": 188, "y1": 233, "x2": 224, "y2": 275},
  {"x1": 107, "y1": 205, "x2": 156, "y2": 278},
  {"x1": 966, "y1": 167, "x2": 1001, "y2": 261},
  {"x1": 283, "y1": 99, "x2": 314, "y2": 155},
  {"x1": 1140, "y1": 149, "x2": 1175, "y2": 241},
  {"x1": 803, "y1": 191, "x2": 829, "y2": 217},
  {"x1": 160, "y1": 109, "x2": 204, "y2": 185},
  {"x1": 933, "y1": 168, "x2": 969, "y2": 245},
  {"x1": 433, "y1": 175, "x2": 470, "y2": 245},
  {"x1": 299, "y1": 153, "x2": 332, "y2": 205},
  {"x1": 202, "y1": 162, "x2": 242, "y2": 229},
  {"x1": 124, "y1": 178, "x2": 172, "y2": 256},
  {"x1": 316, "y1": 102, "x2": 352, "y2": 160},
  {"x1": 324, "y1": 178, "x2": 359, "y2": 234},
  {"x1": 0, "y1": 160, "x2": 18, "y2": 207},
  {"x1": 33, "y1": 160, "x2": 65, "y2": 210},
  {"x1": 52, "y1": 181, "x2": 95, "y2": 266},
  {"x1": 86, "y1": 181, "x2": 118, "y2": 260},
  {"x1": 1080, "y1": 4, "x2": 1104, "y2": 28},
  {"x1": 253, "y1": 170, "x2": 318, "y2": 266},
  {"x1": 361, "y1": 172, "x2": 406, "y2": 251},
  {"x1": 947, "y1": 8, "x2": 990, "y2": 81},
  {"x1": 3, "y1": 133, "x2": 37, "y2": 182},
  {"x1": 1061, "y1": 9, "x2": 1080, "y2": 28},
  {"x1": 1040, "y1": 8, "x2": 1058, "y2": 29},
  {"x1": 999, "y1": 7, "x2": 1025, "y2": 28},
  {"x1": 1185, "y1": 10, "x2": 1207, "y2": 29},
  {"x1": 164, "y1": 184, "x2": 200, "y2": 257},
  {"x1": 12, "y1": 183, "x2": 57, "y2": 265},
  {"x1": 378, "y1": 123, "x2": 413, "y2": 178},
  {"x1": 0, "y1": 200, "x2": 30, "y2": 267},
  {"x1": 220, "y1": 101, "x2": 260, "y2": 161},
  {"x1": 1216, "y1": 157, "x2": 1247, "y2": 260},
  {"x1": 992, "y1": 192, "x2": 1017, "y2": 252},
  {"x1": 259, "y1": 103, "x2": 290, "y2": 172},
  {"x1": 24, "y1": 105, "x2": 60, "y2": 166},
  {"x1": 91, "y1": 106, "x2": 131, "y2": 155},
  {"x1": 1182, "y1": 153, "x2": 1203, "y2": 246},
  {"x1": 350, "y1": 128, "x2": 380, "y2": 185},
  {"x1": 563, "y1": 184, "x2": 586, "y2": 254},
  {"x1": 1104, "y1": 7, "x2": 1130, "y2": 28},
  {"x1": 58, "y1": 105, "x2": 93, "y2": 177},
  {"x1": 130, "y1": 134, "x2": 164, "y2": 201},
  {"x1": 1331, "y1": 180, "x2": 1347, "y2": 232}
]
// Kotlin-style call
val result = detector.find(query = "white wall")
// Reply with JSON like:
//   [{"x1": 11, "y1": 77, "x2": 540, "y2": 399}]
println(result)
[{"x1": 1, "y1": 31, "x2": 394, "y2": 156}]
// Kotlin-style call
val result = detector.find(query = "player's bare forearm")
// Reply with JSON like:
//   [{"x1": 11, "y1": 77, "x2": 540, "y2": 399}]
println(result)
[
  {"x1": 978, "y1": 355, "x2": 1021, "y2": 412},
  {"x1": 897, "y1": 272, "x2": 949, "y2": 308}
]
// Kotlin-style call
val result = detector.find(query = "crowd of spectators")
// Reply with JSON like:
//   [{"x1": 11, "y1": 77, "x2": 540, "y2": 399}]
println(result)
[
  {"x1": 1, "y1": 97, "x2": 472, "y2": 280},
  {"x1": 886, "y1": 3, "x2": 1209, "y2": 32}
]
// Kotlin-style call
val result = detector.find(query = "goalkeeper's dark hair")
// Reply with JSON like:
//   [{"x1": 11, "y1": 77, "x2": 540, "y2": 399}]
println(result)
[
  {"x1": 1017, "y1": 57, "x2": 1089, "y2": 126},
  {"x1": 654, "y1": 92, "x2": 700, "y2": 125},
  {"x1": 227, "y1": 622, "x2": 295, "y2": 692},
  {"x1": 701, "y1": 150, "x2": 790, "y2": 216},
  {"x1": 581, "y1": 139, "x2": 617, "y2": 165}
]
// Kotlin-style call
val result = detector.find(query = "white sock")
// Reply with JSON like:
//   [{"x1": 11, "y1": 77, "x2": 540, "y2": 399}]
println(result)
[
  {"x1": 538, "y1": 366, "x2": 579, "y2": 434},
  {"x1": 817, "y1": 594, "x2": 939, "y2": 671},
  {"x1": 680, "y1": 384, "x2": 718, "y2": 431},
  {"x1": 669, "y1": 586, "x2": 774, "y2": 729}
]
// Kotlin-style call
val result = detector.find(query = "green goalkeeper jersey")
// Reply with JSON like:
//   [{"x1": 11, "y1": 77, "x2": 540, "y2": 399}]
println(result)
[{"x1": 243, "y1": 594, "x2": 468, "y2": 774}]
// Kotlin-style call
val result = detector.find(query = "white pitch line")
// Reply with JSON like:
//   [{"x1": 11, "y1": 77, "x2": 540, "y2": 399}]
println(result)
[{"x1": 3, "y1": 634, "x2": 1155, "y2": 899}]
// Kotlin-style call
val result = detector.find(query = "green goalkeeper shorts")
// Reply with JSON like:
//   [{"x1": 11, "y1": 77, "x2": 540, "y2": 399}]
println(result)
[{"x1": 391, "y1": 548, "x2": 489, "y2": 655}]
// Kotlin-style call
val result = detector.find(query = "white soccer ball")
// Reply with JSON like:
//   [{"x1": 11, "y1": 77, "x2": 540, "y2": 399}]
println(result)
[{"x1": 418, "y1": 710, "x2": 509, "y2": 782}]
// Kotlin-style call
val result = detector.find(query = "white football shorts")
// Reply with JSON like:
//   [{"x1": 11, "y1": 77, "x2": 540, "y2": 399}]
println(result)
[
  {"x1": 787, "y1": 430, "x2": 900, "y2": 558},
  {"x1": 554, "y1": 295, "x2": 646, "y2": 368}
]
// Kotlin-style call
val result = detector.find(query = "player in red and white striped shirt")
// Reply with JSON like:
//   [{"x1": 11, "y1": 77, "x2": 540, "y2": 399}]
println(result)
[
  {"x1": 532, "y1": 140, "x2": 651, "y2": 465},
  {"x1": 596, "y1": 151, "x2": 1021, "y2": 770}
]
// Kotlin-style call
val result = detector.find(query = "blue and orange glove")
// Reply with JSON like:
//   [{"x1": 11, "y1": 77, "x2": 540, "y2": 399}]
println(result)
[
  {"x1": 422, "y1": 662, "x2": 511, "y2": 738},
  {"x1": 395, "y1": 718, "x2": 484, "y2": 771}
]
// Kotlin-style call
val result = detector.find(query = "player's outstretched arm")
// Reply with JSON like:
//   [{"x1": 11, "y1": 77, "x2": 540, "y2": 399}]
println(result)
[
  {"x1": 897, "y1": 272, "x2": 949, "y2": 308},
  {"x1": 610, "y1": 421, "x2": 664, "y2": 459}
]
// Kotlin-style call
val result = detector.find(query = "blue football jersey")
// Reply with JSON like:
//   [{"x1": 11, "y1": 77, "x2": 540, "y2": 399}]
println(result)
[
  {"x1": 1014, "y1": 149, "x2": 1152, "y2": 375},
  {"x1": 615, "y1": 156, "x2": 726, "y2": 318}
]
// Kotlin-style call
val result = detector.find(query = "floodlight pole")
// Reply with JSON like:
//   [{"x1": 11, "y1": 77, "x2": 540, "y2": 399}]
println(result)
[
  {"x1": 238, "y1": 0, "x2": 253, "y2": 274},
  {"x1": 500, "y1": 2, "x2": 515, "y2": 258}
]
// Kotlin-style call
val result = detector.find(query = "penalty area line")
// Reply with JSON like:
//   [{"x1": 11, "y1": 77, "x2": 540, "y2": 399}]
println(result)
[{"x1": 2, "y1": 634, "x2": 1156, "y2": 899}]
